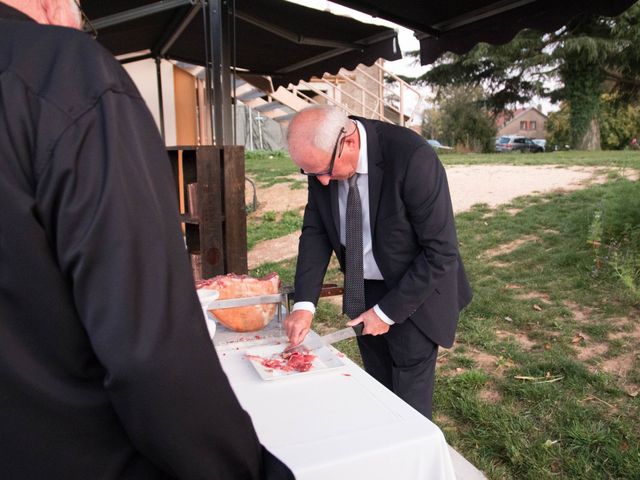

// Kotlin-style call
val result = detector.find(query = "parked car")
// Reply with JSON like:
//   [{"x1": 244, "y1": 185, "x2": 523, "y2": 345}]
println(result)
[
  {"x1": 495, "y1": 135, "x2": 544, "y2": 153},
  {"x1": 427, "y1": 139, "x2": 453, "y2": 150},
  {"x1": 532, "y1": 138, "x2": 546, "y2": 152}
]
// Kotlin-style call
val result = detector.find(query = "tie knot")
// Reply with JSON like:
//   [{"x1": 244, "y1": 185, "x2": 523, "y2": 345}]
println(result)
[{"x1": 348, "y1": 174, "x2": 358, "y2": 188}]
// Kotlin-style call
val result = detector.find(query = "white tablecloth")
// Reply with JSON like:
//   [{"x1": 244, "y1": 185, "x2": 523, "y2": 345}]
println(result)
[{"x1": 215, "y1": 331, "x2": 456, "y2": 480}]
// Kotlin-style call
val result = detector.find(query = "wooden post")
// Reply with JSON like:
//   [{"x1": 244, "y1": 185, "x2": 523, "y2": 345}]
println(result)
[
  {"x1": 222, "y1": 146, "x2": 248, "y2": 273},
  {"x1": 167, "y1": 146, "x2": 247, "y2": 279},
  {"x1": 196, "y1": 146, "x2": 225, "y2": 277}
]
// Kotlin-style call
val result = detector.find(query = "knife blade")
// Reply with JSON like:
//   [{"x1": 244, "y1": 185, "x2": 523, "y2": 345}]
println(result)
[{"x1": 285, "y1": 324, "x2": 363, "y2": 354}]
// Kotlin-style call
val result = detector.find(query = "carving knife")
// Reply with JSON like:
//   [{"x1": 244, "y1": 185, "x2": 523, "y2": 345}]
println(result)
[{"x1": 285, "y1": 324, "x2": 363, "y2": 354}]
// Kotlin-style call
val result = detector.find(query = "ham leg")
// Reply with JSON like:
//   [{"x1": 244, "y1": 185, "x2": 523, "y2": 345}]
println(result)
[{"x1": 197, "y1": 273, "x2": 280, "y2": 332}]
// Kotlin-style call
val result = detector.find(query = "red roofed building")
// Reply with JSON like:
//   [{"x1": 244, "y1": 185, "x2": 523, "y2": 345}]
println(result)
[{"x1": 496, "y1": 106, "x2": 548, "y2": 139}]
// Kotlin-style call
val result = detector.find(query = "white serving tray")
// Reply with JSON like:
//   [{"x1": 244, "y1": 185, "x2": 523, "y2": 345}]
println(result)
[{"x1": 244, "y1": 341, "x2": 345, "y2": 381}]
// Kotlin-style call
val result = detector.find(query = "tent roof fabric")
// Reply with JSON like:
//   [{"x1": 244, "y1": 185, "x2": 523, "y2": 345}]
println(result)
[
  {"x1": 329, "y1": 0, "x2": 637, "y2": 64},
  {"x1": 83, "y1": 0, "x2": 637, "y2": 84},
  {"x1": 82, "y1": 0, "x2": 401, "y2": 88}
]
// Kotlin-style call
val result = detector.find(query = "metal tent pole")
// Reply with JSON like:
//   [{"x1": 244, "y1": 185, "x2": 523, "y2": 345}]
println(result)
[
  {"x1": 209, "y1": 0, "x2": 233, "y2": 146},
  {"x1": 248, "y1": 107, "x2": 254, "y2": 150},
  {"x1": 90, "y1": 0, "x2": 193, "y2": 30},
  {"x1": 155, "y1": 57, "x2": 166, "y2": 142},
  {"x1": 201, "y1": 0, "x2": 214, "y2": 144}
]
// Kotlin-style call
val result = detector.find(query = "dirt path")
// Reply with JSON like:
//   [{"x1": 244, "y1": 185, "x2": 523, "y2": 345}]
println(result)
[{"x1": 248, "y1": 165, "x2": 636, "y2": 268}]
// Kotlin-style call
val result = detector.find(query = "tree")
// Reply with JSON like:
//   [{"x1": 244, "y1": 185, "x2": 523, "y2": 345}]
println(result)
[
  {"x1": 545, "y1": 104, "x2": 572, "y2": 150},
  {"x1": 599, "y1": 93, "x2": 640, "y2": 149},
  {"x1": 551, "y1": 17, "x2": 621, "y2": 150},
  {"x1": 607, "y1": 4, "x2": 640, "y2": 104},
  {"x1": 418, "y1": 29, "x2": 549, "y2": 116},
  {"x1": 420, "y1": 107, "x2": 442, "y2": 140},
  {"x1": 547, "y1": 95, "x2": 640, "y2": 150},
  {"x1": 410, "y1": 2, "x2": 640, "y2": 150},
  {"x1": 437, "y1": 86, "x2": 497, "y2": 153}
]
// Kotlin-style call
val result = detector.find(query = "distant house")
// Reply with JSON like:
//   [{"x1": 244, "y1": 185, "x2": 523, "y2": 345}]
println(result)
[{"x1": 496, "y1": 106, "x2": 548, "y2": 138}]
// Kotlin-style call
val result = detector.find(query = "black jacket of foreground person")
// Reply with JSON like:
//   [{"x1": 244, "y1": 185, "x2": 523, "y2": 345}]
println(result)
[{"x1": 0, "y1": 4, "x2": 292, "y2": 479}]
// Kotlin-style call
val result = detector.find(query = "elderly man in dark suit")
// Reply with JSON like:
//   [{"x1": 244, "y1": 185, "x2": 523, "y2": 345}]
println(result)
[{"x1": 285, "y1": 105, "x2": 472, "y2": 419}]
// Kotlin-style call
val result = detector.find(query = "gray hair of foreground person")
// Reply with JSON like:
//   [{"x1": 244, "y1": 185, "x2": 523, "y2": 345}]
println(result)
[{"x1": 287, "y1": 105, "x2": 351, "y2": 159}]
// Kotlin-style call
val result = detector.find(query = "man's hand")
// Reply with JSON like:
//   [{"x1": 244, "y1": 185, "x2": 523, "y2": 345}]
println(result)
[
  {"x1": 284, "y1": 309, "x2": 313, "y2": 347},
  {"x1": 346, "y1": 308, "x2": 390, "y2": 336}
]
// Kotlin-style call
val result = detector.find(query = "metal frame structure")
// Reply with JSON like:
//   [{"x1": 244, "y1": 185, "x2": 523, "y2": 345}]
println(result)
[
  {"x1": 89, "y1": 0, "x2": 251, "y2": 146},
  {"x1": 86, "y1": 0, "x2": 398, "y2": 147},
  {"x1": 86, "y1": 0, "x2": 635, "y2": 144}
]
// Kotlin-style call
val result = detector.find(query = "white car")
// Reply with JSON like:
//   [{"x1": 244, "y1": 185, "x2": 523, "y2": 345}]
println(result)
[
  {"x1": 427, "y1": 139, "x2": 453, "y2": 150},
  {"x1": 532, "y1": 139, "x2": 547, "y2": 152}
]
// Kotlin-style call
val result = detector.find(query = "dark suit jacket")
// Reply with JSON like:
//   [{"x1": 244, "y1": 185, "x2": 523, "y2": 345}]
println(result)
[
  {"x1": 0, "y1": 5, "x2": 292, "y2": 479},
  {"x1": 294, "y1": 117, "x2": 472, "y2": 348}
]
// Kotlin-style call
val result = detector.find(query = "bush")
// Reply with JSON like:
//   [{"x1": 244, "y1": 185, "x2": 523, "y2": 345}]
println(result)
[{"x1": 588, "y1": 180, "x2": 640, "y2": 303}]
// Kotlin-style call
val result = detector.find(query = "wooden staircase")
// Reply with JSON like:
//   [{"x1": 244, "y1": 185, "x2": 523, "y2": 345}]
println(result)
[
  {"x1": 232, "y1": 60, "x2": 423, "y2": 128},
  {"x1": 233, "y1": 74, "x2": 309, "y2": 124}
]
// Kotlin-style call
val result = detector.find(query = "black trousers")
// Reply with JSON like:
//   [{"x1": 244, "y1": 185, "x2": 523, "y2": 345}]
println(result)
[{"x1": 356, "y1": 280, "x2": 439, "y2": 419}]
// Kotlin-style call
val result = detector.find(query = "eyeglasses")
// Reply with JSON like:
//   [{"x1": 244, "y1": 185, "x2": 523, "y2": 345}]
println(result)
[
  {"x1": 74, "y1": 1, "x2": 98, "y2": 39},
  {"x1": 299, "y1": 127, "x2": 347, "y2": 177}
]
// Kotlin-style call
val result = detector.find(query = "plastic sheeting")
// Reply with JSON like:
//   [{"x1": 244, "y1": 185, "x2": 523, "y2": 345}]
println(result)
[{"x1": 234, "y1": 104, "x2": 288, "y2": 151}]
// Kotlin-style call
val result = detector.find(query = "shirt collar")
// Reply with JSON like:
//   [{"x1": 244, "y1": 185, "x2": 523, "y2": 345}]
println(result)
[
  {"x1": 353, "y1": 119, "x2": 368, "y2": 175},
  {"x1": 0, "y1": 3, "x2": 37, "y2": 23}
]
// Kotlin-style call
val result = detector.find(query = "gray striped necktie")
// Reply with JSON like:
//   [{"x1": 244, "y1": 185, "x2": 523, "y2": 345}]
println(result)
[{"x1": 343, "y1": 174, "x2": 365, "y2": 319}]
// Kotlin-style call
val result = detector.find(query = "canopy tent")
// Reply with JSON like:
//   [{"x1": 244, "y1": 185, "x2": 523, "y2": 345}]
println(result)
[
  {"x1": 328, "y1": 0, "x2": 637, "y2": 64},
  {"x1": 83, "y1": 0, "x2": 637, "y2": 143},
  {"x1": 82, "y1": 0, "x2": 401, "y2": 144},
  {"x1": 83, "y1": 0, "x2": 401, "y2": 89}
]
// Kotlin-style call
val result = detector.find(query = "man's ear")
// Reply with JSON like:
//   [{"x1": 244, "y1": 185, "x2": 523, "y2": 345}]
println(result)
[
  {"x1": 343, "y1": 131, "x2": 359, "y2": 152},
  {"x1": 342, "y1": 139, "x2": 361, "y2": 162},
  {"x1": 43, "y1": 1, "x2": 82, "y2": 29}
]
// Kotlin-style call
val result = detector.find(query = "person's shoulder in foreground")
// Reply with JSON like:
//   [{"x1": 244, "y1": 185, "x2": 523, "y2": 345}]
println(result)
[
  {"x1": 0, "y1": 5, "x2": 138, "y2": 122},
  {"x1": 0, "y1": 2, "x2": 294, "y2": 479}
]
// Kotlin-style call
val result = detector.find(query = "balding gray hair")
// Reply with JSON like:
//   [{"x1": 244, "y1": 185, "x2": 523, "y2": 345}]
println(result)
[{"x1": 287, "y1": 105, "x2": 351, "y2": 154}]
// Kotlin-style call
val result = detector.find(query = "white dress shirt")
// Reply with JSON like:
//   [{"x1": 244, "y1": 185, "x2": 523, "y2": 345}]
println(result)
[{"x1": 293, "y1": 120, "x2": 394, "y2": 325}]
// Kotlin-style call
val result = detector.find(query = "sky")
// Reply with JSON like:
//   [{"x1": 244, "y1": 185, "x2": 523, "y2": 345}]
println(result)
[
  {"x1": 286, "y1": 0, "x2": 429, "y2": 78},
  {"x1": 286, "y1": 0, "x2": 558, "y2": 116}
]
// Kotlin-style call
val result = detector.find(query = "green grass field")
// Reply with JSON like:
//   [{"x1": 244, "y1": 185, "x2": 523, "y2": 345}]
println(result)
[{"x1": 247, "y1": 150, "x2": 640, "y2": 479}]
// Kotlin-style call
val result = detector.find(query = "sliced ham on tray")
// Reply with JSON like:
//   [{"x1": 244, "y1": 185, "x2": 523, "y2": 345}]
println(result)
[{"x1": 246, "y1": 350, "x2": 316, "y2": 373}]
